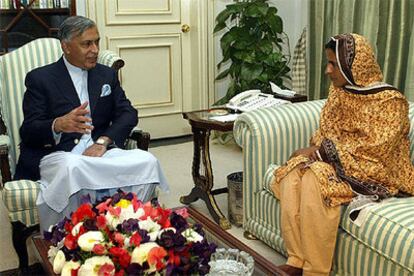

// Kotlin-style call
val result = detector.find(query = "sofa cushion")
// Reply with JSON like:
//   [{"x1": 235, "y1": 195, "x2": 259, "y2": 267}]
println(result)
[
  {"x1": 2, "y1": 180, "x2": 40, "y2": 211},
  {"x1": 341, "y1": 197, "x2": 414, "y2": 272}
]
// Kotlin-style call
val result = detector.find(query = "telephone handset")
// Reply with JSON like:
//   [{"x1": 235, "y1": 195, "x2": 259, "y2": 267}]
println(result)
[
  {"x1": 226, "y1": 89, "x2": 290, "y2": 112},
  {"x1": 269, "y1": 81, "x2": 297, "y2": 97}
]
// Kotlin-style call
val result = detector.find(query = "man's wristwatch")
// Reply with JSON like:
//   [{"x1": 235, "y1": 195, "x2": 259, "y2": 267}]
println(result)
[{"x1": 95, "y1": 137, "x2": 108, "y2": 147}]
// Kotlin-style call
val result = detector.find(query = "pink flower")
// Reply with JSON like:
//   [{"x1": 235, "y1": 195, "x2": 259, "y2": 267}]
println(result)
[
  {"x1": 148, "y1": 247, "x2": 167, "y2": 271},
  {"x1": 92, "y1": 244, "x2": 106, "y2": 255},
  {"x1": 174, "y1": 207, "x2": 189, "y2": 219},
  {"x1": 98, "y1": 263, "x2": 115, "y2": 276}
]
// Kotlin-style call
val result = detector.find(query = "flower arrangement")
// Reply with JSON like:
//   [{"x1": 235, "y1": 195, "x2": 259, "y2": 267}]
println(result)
[{"x1": 44, "y1": 190, "x2": 217, "y2": 276}]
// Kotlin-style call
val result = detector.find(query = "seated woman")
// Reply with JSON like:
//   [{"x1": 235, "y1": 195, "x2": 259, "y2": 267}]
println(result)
[{"x1": 272, "y1": 33, "x2": 414, "y2": 276}]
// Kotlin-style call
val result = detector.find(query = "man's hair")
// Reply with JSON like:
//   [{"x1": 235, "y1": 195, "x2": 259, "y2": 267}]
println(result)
[
  {"x1": 325, "y1": 38, "x2": 336, "y2": 52},
  {"x1": 58, "y1": 16, "x2": 96, "y2": 42}
]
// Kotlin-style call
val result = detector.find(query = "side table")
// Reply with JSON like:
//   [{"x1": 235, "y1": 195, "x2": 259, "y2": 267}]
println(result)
[{"x1": 181, "y1": 108, "x2": 234, "y2": 230}]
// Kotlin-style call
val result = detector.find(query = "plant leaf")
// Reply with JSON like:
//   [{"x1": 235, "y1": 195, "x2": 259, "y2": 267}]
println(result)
[
  {"x1": 214, "y1": 22, "x2": 227, "y2": 33},
  {"x1": 216, "y1": 68, "x2": 230, "y2": 80},
  {"x1": 215, "y1": 8, "x2": 232, "y2": 25},
  {"x1": 241, "y1": 63, "x2": 263, "y2": 81}
]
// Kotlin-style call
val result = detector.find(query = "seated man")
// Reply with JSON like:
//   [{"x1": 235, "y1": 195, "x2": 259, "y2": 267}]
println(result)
[{"x1": 14, "y1": 16, "x2": 169, "y2": 233}]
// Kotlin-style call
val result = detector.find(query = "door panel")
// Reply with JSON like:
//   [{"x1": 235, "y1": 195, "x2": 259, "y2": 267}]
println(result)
[
  {"x1": 88, "y1": 0, "x2": 208, "y2": 138},
  {"x1": 104, "y1": 0, "x2": 180, "y2": 25},
  {"x1": 109, "y1": 34, "x2": 182, "y2": 117}
]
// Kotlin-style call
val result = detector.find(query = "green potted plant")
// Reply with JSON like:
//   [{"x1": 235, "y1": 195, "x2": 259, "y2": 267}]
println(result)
[{"x1": 214, "y1": 0, "x2": 291, "y2": 105}]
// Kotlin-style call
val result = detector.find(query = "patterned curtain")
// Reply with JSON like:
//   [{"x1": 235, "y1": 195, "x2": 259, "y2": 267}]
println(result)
[
  {"x1": 308, "y1": 0, "x2": 414, "y2": 100},
  {"x1": 291, "y1": 28, "x2": 307, "y2": 96}
]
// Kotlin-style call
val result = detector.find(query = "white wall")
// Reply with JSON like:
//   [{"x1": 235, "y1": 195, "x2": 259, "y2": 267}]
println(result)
[{"x1": 213, "y1": 0, "x2": 308, "y2": 100}]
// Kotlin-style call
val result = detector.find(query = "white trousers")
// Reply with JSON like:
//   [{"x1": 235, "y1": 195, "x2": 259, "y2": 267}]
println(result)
[{"x1": 36, "y1": 148, "x2": 169, "y2": 234}]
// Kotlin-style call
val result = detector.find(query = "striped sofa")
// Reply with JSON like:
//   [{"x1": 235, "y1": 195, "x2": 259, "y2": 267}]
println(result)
[
  {"x1": 233, "y1": 100, "x2": 414, "y2": 275},
  {"x1": 0, "y1": 38, "x2": 148, "y2": 270}
]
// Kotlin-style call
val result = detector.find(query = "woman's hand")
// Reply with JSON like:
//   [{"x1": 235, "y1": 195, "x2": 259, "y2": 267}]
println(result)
[{"x1": 290, "y1": 145, "x2": 320, "y2": 161}]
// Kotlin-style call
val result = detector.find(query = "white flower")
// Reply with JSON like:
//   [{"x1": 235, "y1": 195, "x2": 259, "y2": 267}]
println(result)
[
  {"x1": 61, "y1": 260, "x2": 81, "y2": 276},
  {"x1": 157, "y1": 227, "x2": 176, "y2": 239},
  {"x1": 104, "y1": 212, "x2": 120, "y2": 230},
  {"x1": 47, "y1": 245, "x2": 59, "y2": 264},
  {"x1": 139, "y1": 217, "x2": 161, "y2": 241},
  {"x1": 71, "y1": 222, "x2": 83, "y2": 236},
  {"x1": 52, "y1": 250, "x2": 66, "y2": 274},
  {"x1": 120, "y1": 205, "x2": 144, "y2": 222},
  {"x1": 77, "y1": 231, "x2": 105, "y2": 251},
  {"x1": 78, "y1": 256, "x2": 114, "y2": 276},
  {"x1": 182, "y1": 228, "x2": 204, "y2": 243},
  {"x1": 131, "y1": 242, "x2": 158, "y2": 265},
  {"x1": 105, "y1": 205, "x2": 145, "y2": 230}
]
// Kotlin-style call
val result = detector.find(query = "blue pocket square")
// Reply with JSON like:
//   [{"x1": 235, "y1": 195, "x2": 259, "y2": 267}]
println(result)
[{"x1": 100, "y1": 84, "x2": 111, "y2": 97}]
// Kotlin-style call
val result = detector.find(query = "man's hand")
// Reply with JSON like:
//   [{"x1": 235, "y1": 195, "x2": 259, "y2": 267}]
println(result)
[
  {"x1": 83, "y1": 143, "x2": 107, "y2": 157},
  {"x1": 54, "y1": 102, "x2": 94, "y2": 134},
  {"x1": 290, "y1": 145, "x2": 320, "y2": 161}
]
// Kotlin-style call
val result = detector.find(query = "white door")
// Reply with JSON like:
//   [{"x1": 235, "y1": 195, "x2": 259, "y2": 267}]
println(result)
[{"x1": 86, "y1": 0, "x2": 210, "y2": 138}]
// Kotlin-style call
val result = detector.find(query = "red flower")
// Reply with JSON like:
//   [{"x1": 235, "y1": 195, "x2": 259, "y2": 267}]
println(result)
[
  {"x1": 114, "y1": 232, "x2": 125, "y2": 247},
  {"x1": 71, "y1": 203, "x2": 96, "y2": 225},
  {"x1": 108, "y1": 206, "x2": 121, "y2": 217},
  {"x1": 114, "y1": 269, "x2": 125, "y2": 276},
  {"x1": 167, "y1": 249, "x2": 180, "y2": 266},
  {"x1": 148, "y1": 247, "x2": 167, "y2": 271},
  {"x1": 71, "y1": 268, "x2": 79, "y2": 276},
  {"x1": 158, "y1": 207, "x2": 172, "y2": 228},
  {"x1": 109, "y1": 247, "x2": 131, "y2": 268},
  {"x1": 96, "y1": 215, "x2": 107, "y2": 229},
  {"x1": 64, "y1": 233, "x2": 78, "y2": 250},
  {"x1": 130, "y1": 232, "x2": 142, "y2": 247},
  {"x1": 98, "y1": 263, "x2": 115, "y2": 276},
  {"x1": 131, "y1": 193, "x2": 142, "y2": 212},
  {"x1": 95, "y1": 198, "x2": 112, "y2": 214},
  {"x1": 92, "y1": 244, "x2": 106, "y2": 255},
  {"x1": 109, "y1": 246, "x2": 125, "y2": 257},
  {"x1": 118, "y1": 251, "x2": 131, "y2": 268}
]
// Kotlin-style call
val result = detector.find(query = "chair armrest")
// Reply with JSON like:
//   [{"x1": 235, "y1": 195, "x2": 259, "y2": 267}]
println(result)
[
  {"x1": 0, "y1": 135, "x2": 12, "y2": 185},
  {"x1": 233, "y1": 100, "x2": 324, "y2": 193},
  {"x1": 128, "y1": 128, "x2": 151, "y2": 151},
  {"x1": 98, "y1": 50, "x2": 125, "y2": 72}
]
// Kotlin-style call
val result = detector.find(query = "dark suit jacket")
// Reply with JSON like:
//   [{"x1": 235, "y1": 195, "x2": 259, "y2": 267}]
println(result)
[{"x1": 14, "y1": 57, "x2": 138, "y2": 180}]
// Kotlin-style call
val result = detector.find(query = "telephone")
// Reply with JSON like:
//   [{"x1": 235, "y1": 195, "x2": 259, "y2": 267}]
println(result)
[
  {"x1": 226, "y1": 89, "x2": 290, "y2": 112},
  {"x1": 269, "y1": 81, "x2": 297, "y2": 97}
]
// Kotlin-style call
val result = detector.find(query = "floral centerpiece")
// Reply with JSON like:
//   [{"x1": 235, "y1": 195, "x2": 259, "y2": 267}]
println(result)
[{"x1": 45, "y1": 190, "x2": 217, "y2": 275}]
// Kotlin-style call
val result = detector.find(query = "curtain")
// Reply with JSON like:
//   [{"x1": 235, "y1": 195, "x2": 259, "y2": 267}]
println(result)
[{"x1": 308, "y1": 0, "x2": 414, "y2": 100}]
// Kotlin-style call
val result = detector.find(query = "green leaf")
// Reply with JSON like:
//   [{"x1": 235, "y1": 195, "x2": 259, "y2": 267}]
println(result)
[
  {"x1": 214, "y1": 22, "x2": 227, "y2": 33},
  {"x1": 220, "y1": 30, "x2": 236, "y2": 52},
  {"x1": 215, "y1": 9, "x2": 232, "y2": 25},
  {"x1": 216, "y1": 68, "x2": 230, "y2": 80},
  {"x1": 267, "y1": 14, "x2": 283, "y2": 34},
  {"x1": 240, "y1": 63, "x2": 263, "y2": 81},
  {"x1": 257, "y1": 40, "x2": 273, "y2": 55}
]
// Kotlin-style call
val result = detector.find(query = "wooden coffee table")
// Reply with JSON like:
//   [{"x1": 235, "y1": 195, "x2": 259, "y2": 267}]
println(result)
[{"x1": 32, "y1": 206, "x2": 287, "y2": 276}]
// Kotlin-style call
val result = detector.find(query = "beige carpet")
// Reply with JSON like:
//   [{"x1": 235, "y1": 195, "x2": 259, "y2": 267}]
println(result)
[{"x1": 0, "y1": 138, "x2": 285, "y2": 272}]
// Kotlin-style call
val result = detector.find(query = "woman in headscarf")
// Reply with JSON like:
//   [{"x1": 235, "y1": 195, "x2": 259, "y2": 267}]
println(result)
[{"x1": 271, "y1": 33, "x2": 414, "y2": 276}]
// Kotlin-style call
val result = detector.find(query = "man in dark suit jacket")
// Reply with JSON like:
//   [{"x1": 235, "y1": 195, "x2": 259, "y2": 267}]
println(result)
[{"x1": 14, "y1": 16, "x2": 137, "y2": 181}]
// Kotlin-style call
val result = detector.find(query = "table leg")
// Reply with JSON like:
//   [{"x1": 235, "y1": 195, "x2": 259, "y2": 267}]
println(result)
[{"x1": 180, "y1": 127, "x2": 231, "y2": 230}]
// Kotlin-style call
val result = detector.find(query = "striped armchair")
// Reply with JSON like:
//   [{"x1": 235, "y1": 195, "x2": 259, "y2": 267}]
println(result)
[
  {"x1": 233, "y1": 101, "x2": 414, "y2": 275},
  {"x1": 0, "y1": 38, "x2": 149, "y2": 270}
]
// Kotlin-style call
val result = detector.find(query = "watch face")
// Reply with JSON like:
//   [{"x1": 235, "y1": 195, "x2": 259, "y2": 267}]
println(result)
[{"x1": 96, "y1": 138, "x2": 105, "y2": 145}]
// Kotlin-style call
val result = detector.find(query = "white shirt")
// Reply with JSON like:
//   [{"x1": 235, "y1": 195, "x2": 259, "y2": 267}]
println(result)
[{"x1": 52, "y1": 56, "x2": 93, "y2": 154}]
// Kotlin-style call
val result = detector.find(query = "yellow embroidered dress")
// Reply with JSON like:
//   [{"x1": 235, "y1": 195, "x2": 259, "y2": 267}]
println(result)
[{"x1": 273, "y1": 34, "x2": 414, "y2": 207}]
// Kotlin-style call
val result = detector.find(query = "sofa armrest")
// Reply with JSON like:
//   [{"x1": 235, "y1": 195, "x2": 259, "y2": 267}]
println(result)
[
  {"x1": 233, "y1": 100, "x2": 325, "y2": 194},
  {"x1": 98, "y1": 50, "x2": 125, "y2": 72},
  {"x1": 127, "y1": 128, "x2": 150, "y2": 151}
]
